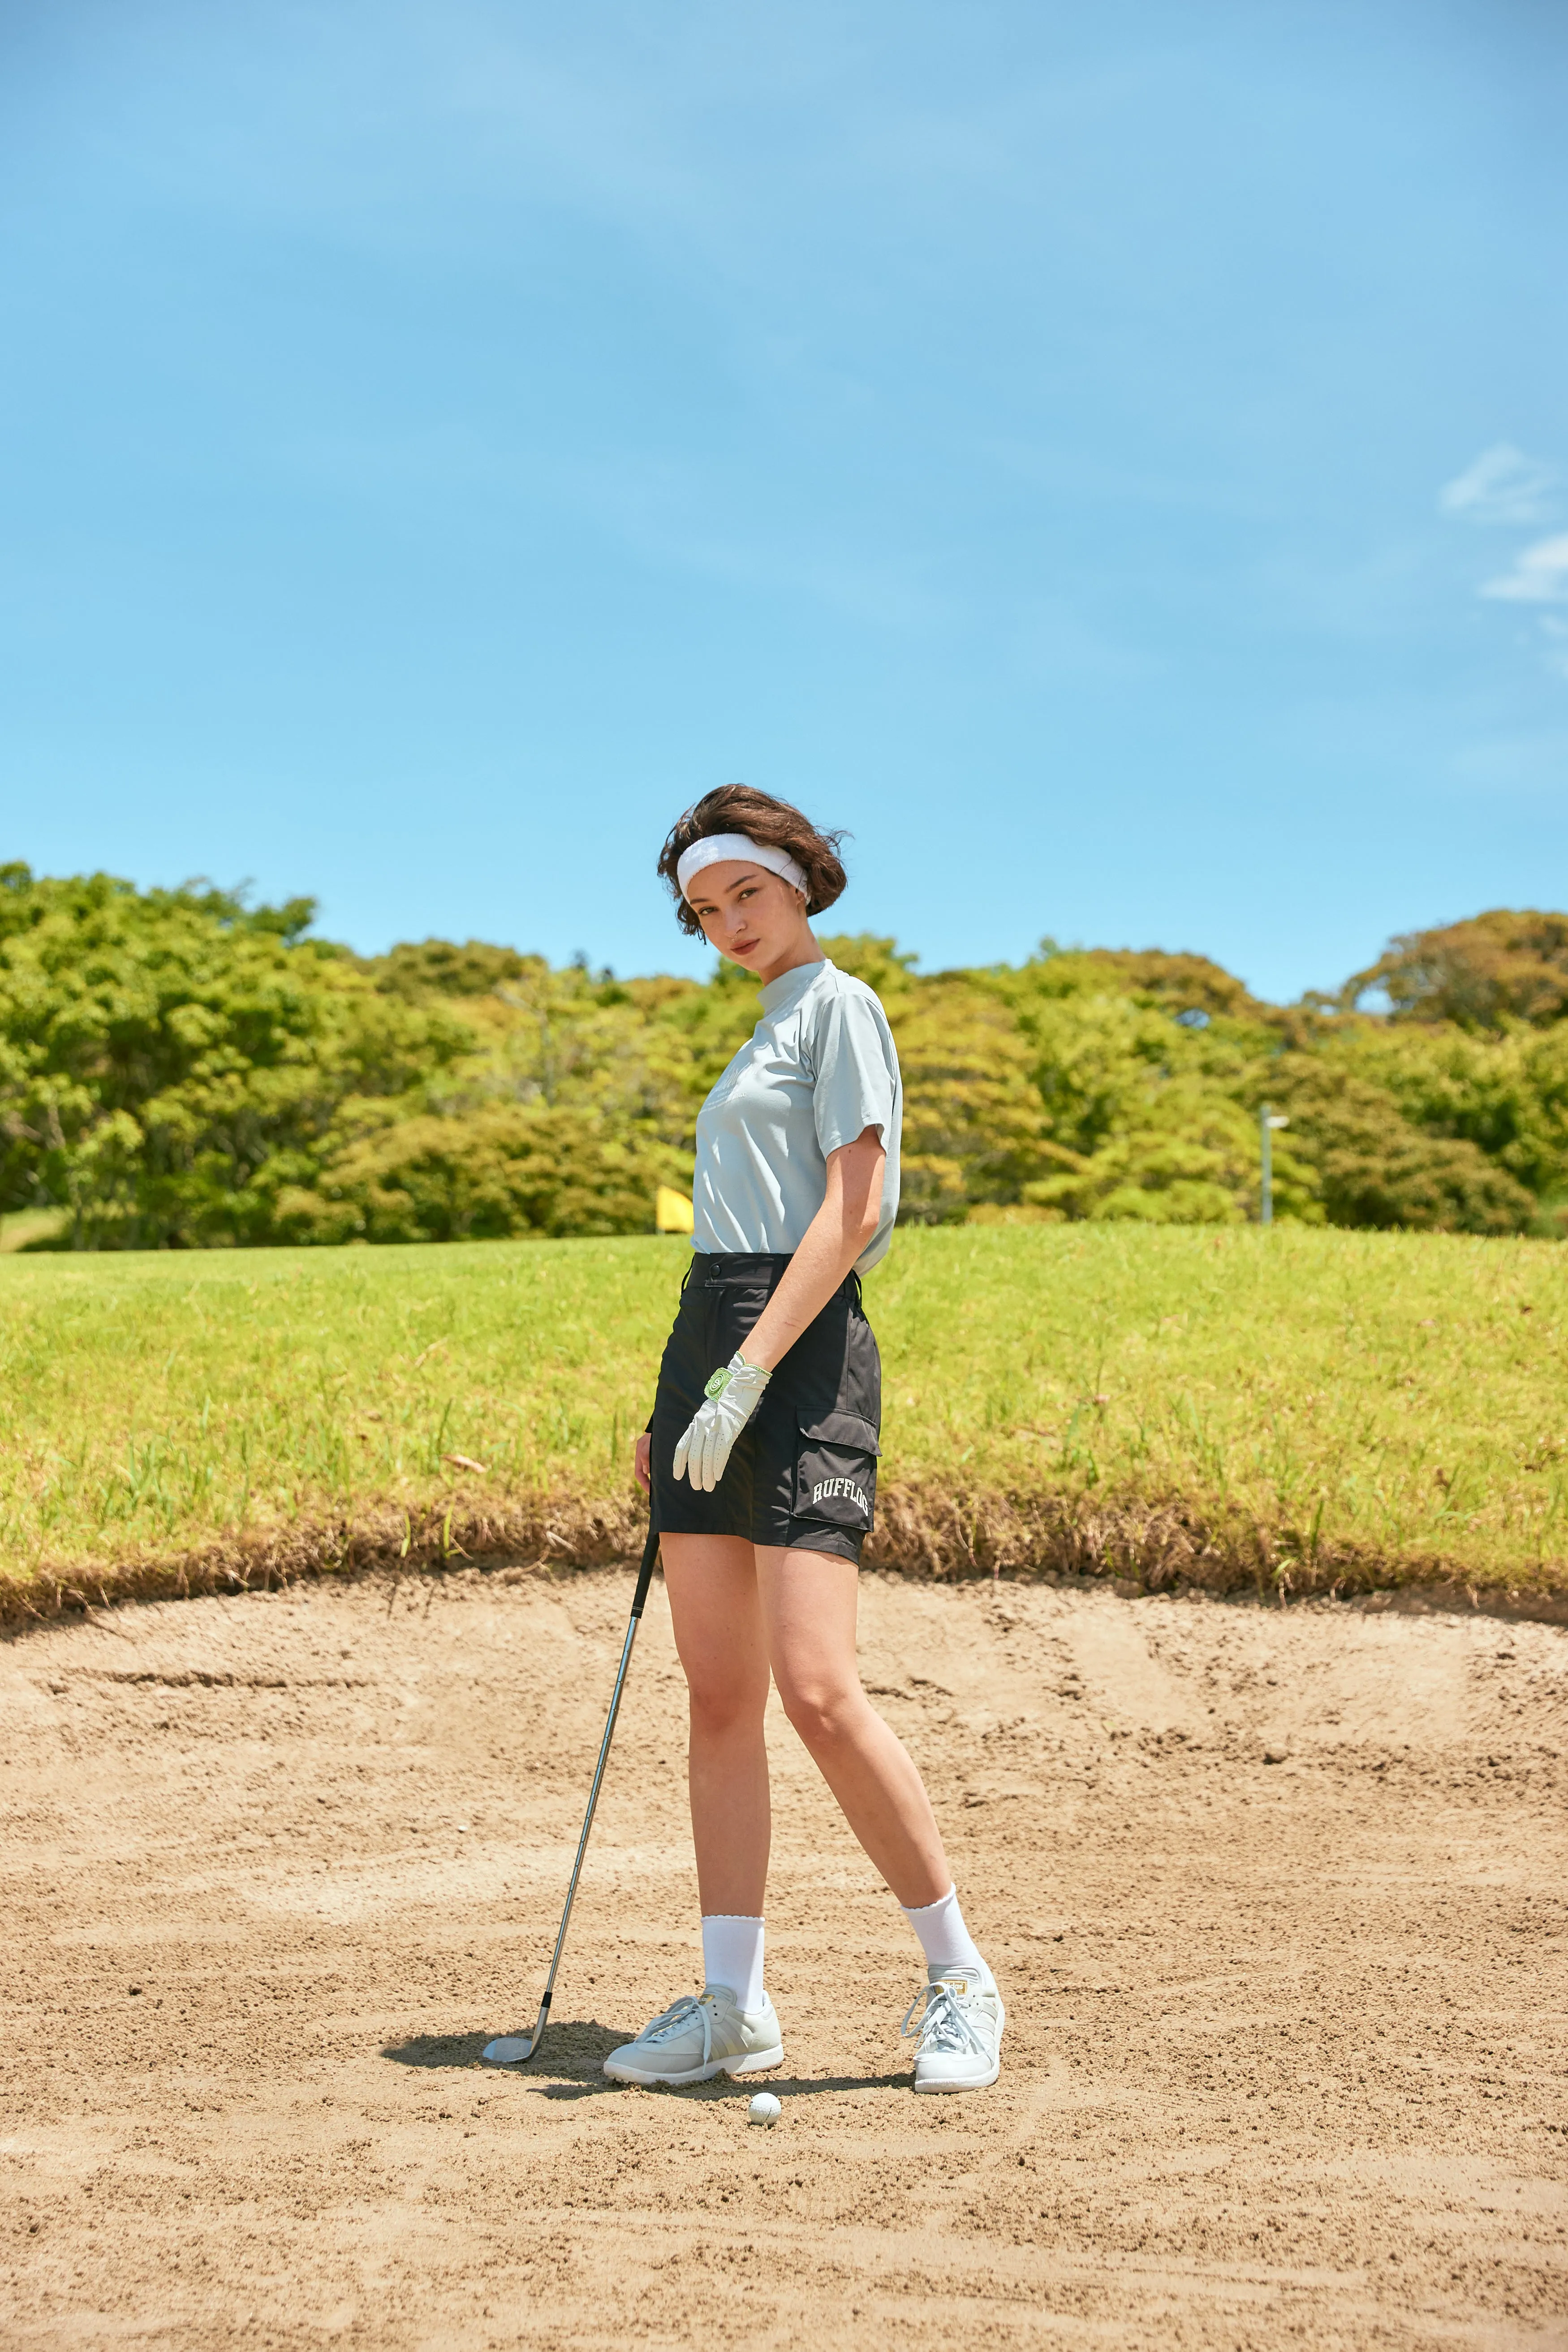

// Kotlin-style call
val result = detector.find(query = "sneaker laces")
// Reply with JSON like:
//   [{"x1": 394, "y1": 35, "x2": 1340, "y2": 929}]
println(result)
[
  {"x1": 900, "y1": 1977, "x2": 989, "y2": 2060},
  {"x1": 638, "y1": 1993, "x2": 715, "y2": 2062}
]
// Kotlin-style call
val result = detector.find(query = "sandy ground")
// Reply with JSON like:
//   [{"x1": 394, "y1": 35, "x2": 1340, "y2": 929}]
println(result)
[{"x1": 3, "y1": 1567, "x2": 1567, "y2": 2352}]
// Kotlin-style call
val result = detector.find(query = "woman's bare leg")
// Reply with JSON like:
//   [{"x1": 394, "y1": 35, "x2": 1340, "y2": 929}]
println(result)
[
  {"x1": 757, "y1": 1545, "x2": 951, "y2": 1908},
  {"x1": 659, "y1": 1534, "x2": 773, "y2": 1917}
]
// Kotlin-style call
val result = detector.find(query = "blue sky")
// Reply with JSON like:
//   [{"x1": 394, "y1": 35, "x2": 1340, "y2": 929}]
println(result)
[{"x1": 2, "y1": 0, "x2": 1564, "y2": 1000}]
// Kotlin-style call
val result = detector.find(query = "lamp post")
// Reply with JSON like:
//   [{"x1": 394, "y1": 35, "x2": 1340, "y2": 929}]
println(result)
[{"x1": 1260, "y1": 1103, "x2": 1288, "y2": 1225}]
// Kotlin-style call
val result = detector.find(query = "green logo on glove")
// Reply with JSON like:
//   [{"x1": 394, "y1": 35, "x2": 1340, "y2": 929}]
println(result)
[{"x1": 704, "y1": 1366, "x2": 732, "y2": 1400}]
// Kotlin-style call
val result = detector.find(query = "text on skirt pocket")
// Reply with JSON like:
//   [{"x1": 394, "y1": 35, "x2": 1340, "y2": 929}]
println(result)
[{"x1": 795, "y1": 1411, "x2": 879, "y2": 1531}]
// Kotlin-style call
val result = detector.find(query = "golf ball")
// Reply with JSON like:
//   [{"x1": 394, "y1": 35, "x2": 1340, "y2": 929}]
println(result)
[{"x1": 748, "y1": 2091, "x2": 782, "y2": 2127}]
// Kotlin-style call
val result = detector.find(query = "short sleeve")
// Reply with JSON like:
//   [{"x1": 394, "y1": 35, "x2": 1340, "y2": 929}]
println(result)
[{"x1": 810, "y1": 986, "x2": 899, "y2": 1160}]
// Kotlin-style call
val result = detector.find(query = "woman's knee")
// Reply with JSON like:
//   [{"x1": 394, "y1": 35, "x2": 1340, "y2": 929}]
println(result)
[
  {"x1": 686, "y1": 1666, "x2": 768, "y2": 1742},
  {"x1": 775, "y1": 1668, "x2": 865, "y2": 1751}
]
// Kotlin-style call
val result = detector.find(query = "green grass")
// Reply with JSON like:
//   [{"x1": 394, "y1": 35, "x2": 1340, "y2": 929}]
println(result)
[
  {"x1": 1, "y1": 1225, "x2": 1563, "y2": 1615},
  {"x1": 0, "y1": 1208, "x2": 68, "y2": 1254}
]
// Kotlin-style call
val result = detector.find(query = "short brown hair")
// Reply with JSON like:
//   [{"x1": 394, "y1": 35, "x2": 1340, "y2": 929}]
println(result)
[{"x1": 658, "y1": 784, "x2": 848, "y2": 938}]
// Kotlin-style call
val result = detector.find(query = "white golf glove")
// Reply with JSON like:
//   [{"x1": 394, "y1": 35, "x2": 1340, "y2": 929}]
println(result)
[{"x1": 673, "y1": 1353, "x2": 772, "y2": 1492}]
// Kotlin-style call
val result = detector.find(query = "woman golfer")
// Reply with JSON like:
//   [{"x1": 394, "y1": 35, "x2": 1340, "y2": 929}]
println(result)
[{"x1": 603, "y1": 784, "x2": 1004, "y2": 2097}]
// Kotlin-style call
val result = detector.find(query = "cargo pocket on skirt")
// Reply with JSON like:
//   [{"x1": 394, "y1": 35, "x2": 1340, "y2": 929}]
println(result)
[{"x1": 794, "y1": 1411, "x2": 879, "y2": 1536}]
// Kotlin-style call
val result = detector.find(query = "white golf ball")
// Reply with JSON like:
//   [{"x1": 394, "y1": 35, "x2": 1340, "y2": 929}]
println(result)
[{"x1": 748, "y1": 2091, "x2": 782, "y2": 2127}]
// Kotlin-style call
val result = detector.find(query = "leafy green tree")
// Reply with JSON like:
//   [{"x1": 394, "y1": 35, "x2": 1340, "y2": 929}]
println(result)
[
  {"x1": 0, "y1": 866, "x2": 469, "y2": 1248},
  {"x1": 366, "y1": 937, "x2": 538, "y2": 999},
  {"x1": 987, "y1": 955, "x2": 1312, "y2": 1222},
  {"x1": 1273, "y1": 1058, "x2": 1537, "y2": 1235},
  {"x1": 1035, "y1": 943, "x2": 1280, "y2": 1025},
  {"x1": 1343, "y1": 909, "x2": 1568, "y2": 1030},
  {"x1": 889, "y1": 973, "x2": 1051, "y2": 1223},
  {"x1": 1314, "y1": 1021, "x2": 1568, "y2": 1205},
  {"x1": 274, "y1": 1106, "x2": 690, "y2": 1243},
  {"x1": 1018, "y1": 1083, "x2": 1314, "y2": 1225},
  {"x1": 375, "y1": 936, "x2": 760, "y2": 1141},
  {"x1": 7, "y1": 865, "x2": 1568, "y2": 1249}
]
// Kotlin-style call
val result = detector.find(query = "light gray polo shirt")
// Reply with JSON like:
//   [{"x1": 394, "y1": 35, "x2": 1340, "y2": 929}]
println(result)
[{"x1": 692, "y1": 959, "x2": 902, "y2": 1275}]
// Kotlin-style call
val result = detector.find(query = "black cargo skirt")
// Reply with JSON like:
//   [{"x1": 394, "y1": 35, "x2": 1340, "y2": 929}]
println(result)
[{"x1": 649, "y1": 1252, "x2": 882, "y2": 1564}]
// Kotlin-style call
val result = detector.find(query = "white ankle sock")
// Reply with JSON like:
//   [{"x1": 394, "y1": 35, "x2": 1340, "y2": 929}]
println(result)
[
  {"x1": 901, "y1": 1885, "x2": 984, "y2": 1973},
  {"x1": 701, "y1": 1914, "x2": 765, "y2": 2012}
]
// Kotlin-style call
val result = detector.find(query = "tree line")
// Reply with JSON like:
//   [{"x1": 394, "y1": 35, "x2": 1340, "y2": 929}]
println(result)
[{"x1": 2, "y1": 862, "x2": 1565, "y2": 1249}]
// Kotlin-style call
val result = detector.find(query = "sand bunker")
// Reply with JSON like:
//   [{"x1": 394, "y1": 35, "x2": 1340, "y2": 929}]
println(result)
[{"x1": 3, "y1": 1569, "x2": 1566, "y2": 2348}]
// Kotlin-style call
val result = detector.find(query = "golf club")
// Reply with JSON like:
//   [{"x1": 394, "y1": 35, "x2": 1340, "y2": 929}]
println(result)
[{"x1": 482, "y1": 1507, "x2": 661, "y2": 2065}]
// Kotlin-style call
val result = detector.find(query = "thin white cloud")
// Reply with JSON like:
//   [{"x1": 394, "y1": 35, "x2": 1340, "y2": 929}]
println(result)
[
  {"x1": 1481, "y1": 534, "x2": 1568, "y2": 604},
  {"x1": 1541, "y1": 618, "x2": 1568, "y2": 681},
  {"x1": 1440, "y1": 443, "x2": 1559, "y2": 526}
]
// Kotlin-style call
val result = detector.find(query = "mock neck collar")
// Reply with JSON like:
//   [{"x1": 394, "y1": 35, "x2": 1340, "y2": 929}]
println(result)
[{"x1": 759, "y1": 956, "x2": 831, "y2": 1016}]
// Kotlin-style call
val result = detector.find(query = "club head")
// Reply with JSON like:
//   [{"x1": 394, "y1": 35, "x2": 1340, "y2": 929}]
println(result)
[
  {"x1": 483, "y1": 1991, "x2": 551, "y2": 2067},
  {"x1": 482, "y1": 2032, "x2": 537, "y2": 2064}
]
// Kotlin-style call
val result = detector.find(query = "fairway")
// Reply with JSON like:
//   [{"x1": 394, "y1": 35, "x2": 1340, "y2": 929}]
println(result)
[
  {"x1": 1, "y1": 1225, "x2": 1563, "y2": 1618},
  {"x1": 3, "y1": 1568, "x2": 1564, "y2": 2348}
]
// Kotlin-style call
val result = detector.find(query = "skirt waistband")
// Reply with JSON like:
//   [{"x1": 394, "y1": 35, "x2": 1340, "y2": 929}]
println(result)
[{"x1": 686, "y1": 1250, "x2": 862, "y2": 1304}]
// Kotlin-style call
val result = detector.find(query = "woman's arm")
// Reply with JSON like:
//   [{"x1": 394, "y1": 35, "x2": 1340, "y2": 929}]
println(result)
[
  {"x1": 632, "y1": 1126, "x2": 885, "y2": 1495},
  {"x1": 738, "y1": 1124, "x2": 886, "y2": 1372}
]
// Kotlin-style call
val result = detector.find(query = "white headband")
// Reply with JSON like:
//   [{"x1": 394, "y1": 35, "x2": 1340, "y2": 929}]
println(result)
[{"x1": 676, "y1": 832, "x2": 808, "y2": 904}]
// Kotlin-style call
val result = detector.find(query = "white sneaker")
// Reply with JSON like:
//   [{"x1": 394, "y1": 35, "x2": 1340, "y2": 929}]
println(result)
[
  {"x1": 902, "y1": 1961, "x2": 1004, "y2": 2094},
  {"x1": 603, "y1": 1985, "x2": 784, "y2": 2088}
]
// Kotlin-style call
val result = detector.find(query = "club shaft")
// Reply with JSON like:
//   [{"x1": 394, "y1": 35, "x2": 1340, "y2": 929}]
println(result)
[
  {"x1": 534, "y1": 1609, "x2": 641, "y2": 2019},
  {"x1": 521, "y1": 1511, "x2": 659, "y2": 2054}
]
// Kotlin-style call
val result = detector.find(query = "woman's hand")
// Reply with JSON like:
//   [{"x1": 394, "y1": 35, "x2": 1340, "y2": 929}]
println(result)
[
  {"x1": 633, "y1": 1432, "x2": 652, "y2": 1494},
  {"x1": 673, "y1": 1354, "x2": 771, "y2": 1491}
]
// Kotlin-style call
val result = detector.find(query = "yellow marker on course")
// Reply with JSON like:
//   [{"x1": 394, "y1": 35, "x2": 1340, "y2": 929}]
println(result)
[{"x1": 655, "y1": 1185, "x2": 694, "y2": 1235}]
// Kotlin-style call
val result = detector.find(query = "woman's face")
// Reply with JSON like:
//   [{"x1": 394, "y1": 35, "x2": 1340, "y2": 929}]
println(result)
[{"x1": 685, "y1": 861, "x2": 815, "y2": 981}]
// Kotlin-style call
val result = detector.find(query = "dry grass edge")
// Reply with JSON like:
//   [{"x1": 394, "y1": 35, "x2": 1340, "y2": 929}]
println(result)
[{"x1": 4, "y1": 1479, "x2": 1567, "y2": 1636}]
